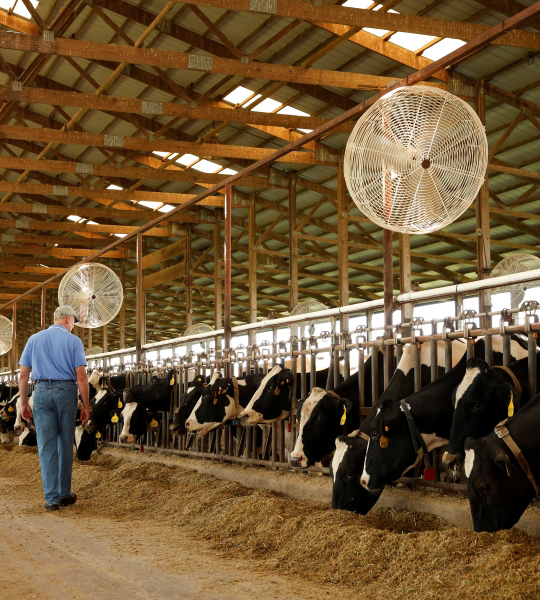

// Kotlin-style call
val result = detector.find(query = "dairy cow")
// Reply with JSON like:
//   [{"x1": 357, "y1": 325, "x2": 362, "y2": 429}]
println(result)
[
  {"x1": 0, "y1": 392, "x2": 19, "y2": 421},
  {"x1": 186, "y1": 373, "x2": 265, "y2": 436},
  {"x1": 169, "y1": 374, "x2": 207, "y2": 435},
  {"x1": 99, "y1": 373, "x2": 127, "y2": 392},
  {"x1": 13, "y1": 394, "x2": 33, "y2": 434},
  {"x1": 464, "y1": 392, "x2": 540, "y2": 532},
  {"x1": 361, "y1": 336, "x2": 530, "y2": 493},
  {"x1": 0, "y1": 415, "x2": 14, "y2": 443},
  {"x1": 18, "y1": 426, "x2": 37, "y2": 447},
  {"x1": 443, "y1": 353, "x2": 538, "y2": 470},
  {"x1": 291, "y1": 340, "x2": 467, "y2": 469},
  {"x1": 114, "y1": 370, "x2": 175, "y2": 444},
  {"x1": 0, "y1": 384, "x2": 18, "y2": 402}
]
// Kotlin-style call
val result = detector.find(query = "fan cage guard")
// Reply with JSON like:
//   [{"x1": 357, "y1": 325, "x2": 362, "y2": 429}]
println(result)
[
  {"x1": 344, "y1": 85, "x2": 488, "y2": 234},
  {"x1": 487, "y1": 254, "x2": 540, "y2": 308},
  {"x1": 184, "y1": 323, "x2": 214, "y2": 336},
  {"x1": 290, "y1": 300, "x2": 329, "y2": 316},
  {"x1": 85, "y1": 346, "x2": 104, "y2": 357},
  {"x1": 58, "y1": 263, "x2": 124, "y2": 329},
  {"x1": 0, "y1": 315, "x2": 12, "y2": 356}
]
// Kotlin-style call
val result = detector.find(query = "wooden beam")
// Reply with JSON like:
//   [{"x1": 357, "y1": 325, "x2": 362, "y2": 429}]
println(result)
[
  {"x1": 0, "y1": 245, "x2": 124, "y2": 259},
  {"x1": 142, "y1": 238, "x2": 185, "y2": 270},
  {"x1": 0, "y1": 10, "x2": 40, "y2": 34},
  {"x1": 0, "y1": 32, "x2": 450, "y2": 90},
  {"x1": 142, "y1": 261, "x2": 186, "y2": 290},
  {"x1": 0, "y1": 218, "x2": 170, "y2": 236},
  {"x1": 0, "y1": 126, "x2": 337, "y2": 165},
  {"x1": 177, "y1": 0, "x2": 540, "y2": 50},
  {"x1": 0, "y1": 86, "x2": 354, "y2": 133}
]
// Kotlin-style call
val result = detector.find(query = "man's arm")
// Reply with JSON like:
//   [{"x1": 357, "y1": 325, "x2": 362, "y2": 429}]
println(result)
[
  {"x1": 76, "y1": 365, "x2": 90, "y2": 425},
  {"x1": 19, "y1": 365, "x2": 33, "y2": 422}
]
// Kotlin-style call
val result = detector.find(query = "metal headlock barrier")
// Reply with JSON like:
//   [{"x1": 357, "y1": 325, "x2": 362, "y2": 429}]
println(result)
[{"x1": 2, "y1": 273, "x2": 540, "y2": 496}]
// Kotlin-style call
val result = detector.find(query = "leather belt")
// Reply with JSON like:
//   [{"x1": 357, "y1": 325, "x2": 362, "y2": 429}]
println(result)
[
  {"x1": 35, "y1": 379, "x2": 76, "y2": 383},
  {"x1": 493, "y1": 365, "x2": 523, "y2": 395},
  {"x1": 495, "y1": 418, "x2": 539, "y2": 496}
]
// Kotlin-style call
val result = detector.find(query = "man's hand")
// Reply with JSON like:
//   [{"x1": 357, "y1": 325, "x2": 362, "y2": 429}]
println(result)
[
  {"x1": 21, "y1": 402, "x2": 33, "y2": 423},
  {"x1": 79, "y1": 405, "x2": 90, "y2": 426}
]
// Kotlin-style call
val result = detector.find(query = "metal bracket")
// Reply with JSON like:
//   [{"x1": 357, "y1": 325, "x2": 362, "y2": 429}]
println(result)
[
  {"x1": 141, "y1": 101, "x2": 163, "y2": 115},
  {"x1": 75, "y1": 162, "x2": 93, "y2": 174},
  {"x1": 10, "y1": 81, "x2": 23, "y2": 92},
  {"x1": 43, "y1": 30, "x2": 54, "y2": 42},
  {"x1": 249, "y1": 0, "x2": 277, "y2": 13},
  {"x1": 51, "y1": 185, "x2": 68, "y2": 196},
  {"x1": 461, "y1": 310, "x2": 478, "y2": 338},
  {"x1": 188, "y1": 54, "x2": 213, "y2": 71},
  {"x1": 104, "y1": 135, "x2": 124, "y2": 147}
]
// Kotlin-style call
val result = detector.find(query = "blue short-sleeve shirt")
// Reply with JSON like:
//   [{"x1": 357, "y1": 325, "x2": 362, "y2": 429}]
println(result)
[{"x1": 19, "y1": 325, "x2": 87, "y2": 380}]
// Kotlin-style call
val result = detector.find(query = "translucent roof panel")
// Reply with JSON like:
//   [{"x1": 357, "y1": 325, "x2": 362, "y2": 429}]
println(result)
[
  {"x1": 389, "y1": 31, "x2": 437, "y2": 52},
  {"x1": 423, "y1": 38, "x2": 467, "y2": 61},
  {"x1": 252, "y1": 98, "x2": 282, "y2": 113},
  {"x1": 176, "y1": 154, "x2": 199, "y2": 166},
  {"x1": 193, "y1": 160, "x2": 222, "y2": 173},
  {"x1": 0, "y1": 0, "x2": 38, "y2": 19},
  {"x1": 223, "y1": 86, "x2": 254, "y2": 105}
]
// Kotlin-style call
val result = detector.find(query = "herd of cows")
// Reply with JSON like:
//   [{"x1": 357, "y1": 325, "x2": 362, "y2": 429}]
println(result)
[{"x1": 1, "y1": 332, "x2": 540, "y2": 534}]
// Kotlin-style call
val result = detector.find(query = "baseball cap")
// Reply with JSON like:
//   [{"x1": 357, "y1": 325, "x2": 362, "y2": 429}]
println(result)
[{"x1": 54, "y1": 305, "x2": 80, "y2": 323}]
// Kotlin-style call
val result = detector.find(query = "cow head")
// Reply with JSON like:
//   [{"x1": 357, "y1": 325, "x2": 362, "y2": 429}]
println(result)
[
  {"x1": 92, "y1": 389, "x2": 123, "y2": 433},
  {"x1": 361, "y1": 398, "x2": 419, "y2": 491},
  {"x1": 75, "y1": 424, "x2": 98, "y2": 460},
  {"x1": 18, "y1": 426, "x2": 37, "y2": 447},
  {"x1": 88, "y1": 370, "x2": 103, "y2": 391},
  {"x1": 185, "y1": 378, "x2": 238, "y2": 436},
  {"x1": 330, "y1": 435, "x2": 382, "y2": 514},
  {"x1": 464, "y1": 436, "x2": 534, "y2": 532},
  {"x1": 170, "y1": 375, "x2": 206, "y2": 435},
  {"x1": 0, "y1": 415, "x2": 14, "y2": 443},
  {"x1": 240, "y1": 364, "x2": 293, "y2": 424},
  {"x1": 0, "y1": 394, "x2": 17, "y2": 420},
  {"x1": 443, "y1": 358, "x2": 519, "y2": 471},
  {"x1": 117, "y1": 402, "x2": 160, "y2": 443},
  {"x1": 290, "y1": 388, "x2": 353, "y2": 468}
]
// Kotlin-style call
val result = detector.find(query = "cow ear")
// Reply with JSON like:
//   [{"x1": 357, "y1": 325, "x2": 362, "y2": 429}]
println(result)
[
  {"x1": 338, "y1": 398, "x2": 353, "y2": 414},
  {"x1": 494, "y1": 448, "x2": 519, "y2": 476}
]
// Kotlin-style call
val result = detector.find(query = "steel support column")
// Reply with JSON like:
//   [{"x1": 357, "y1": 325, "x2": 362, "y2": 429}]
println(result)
[
  {"x1": 11, "y1": 302, "x2": 16, "y2": 381},
  {"x1": 40, "y1": 286, "x2": 46, "y2": 330},
  {"x1": 224, "y1": 184, "x2": 232, "y2": 376},
  {"x1": 119, "y1": 261, "x2": 126, "y2": 349},
  {"x1": 136, "y1": 232, "x2": 143, "y2": 364},
  {"x1": 399, "y1": 233, "x2": 413, "y2": 332},
  {"x1": 185, "y1": 227, "x2": 193, "y2": 330},
  {"x1": 248, "y1": 194, "x2": 257, "y2": 361},
  {"x1": 214, "y1": 211, "x2": 223, "y2": 355},
  {"x1": 337, "y1": 152, "x2": 350, "y2": 377}
]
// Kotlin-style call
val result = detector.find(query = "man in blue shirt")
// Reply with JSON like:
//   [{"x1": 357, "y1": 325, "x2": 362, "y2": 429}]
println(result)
[{"x1": 19, "y1": 305, "x2": 90, "y2": 511}]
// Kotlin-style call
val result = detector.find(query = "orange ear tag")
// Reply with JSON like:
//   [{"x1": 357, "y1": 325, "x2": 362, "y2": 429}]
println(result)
[
  {"x1": 385, "y1": 426, "x2": 389, "y2": 432},
  {"x1": 150, "y1": 418, "x2": 159, "y2": 428},
  {"x1": 8, "y1": 406, "x2": 13, "y2": 412},
  {"x1": 380, "y1": 436, "x2": 389, "y2": 448},
  {"x1": 213, "y1": 391, "x2": 218, "y2": 405},
  {"x1": 274, "y1": 387, "x2": 280, "y2": 396}
]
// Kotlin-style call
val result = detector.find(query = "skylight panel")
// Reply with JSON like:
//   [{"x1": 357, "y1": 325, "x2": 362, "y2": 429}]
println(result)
[
  {"x1": 152, "y1": 151, "x2": 178, "y2": 160},
  {"x1": 193, "y1": 159, "x2": 222, "y2": 173},
  {"x1": 138, "y1": 200, "x2": 162, "y2": 209},
  {"x1": 67, "y1": 215, "x2": 81, "y2": 222},
  {"x1": 2, "y1": 0, "x2": 38, "y2": 19},
  {"x1": 389, "y1": 31, "x2": 436, "y2": 52},
  {"x1": 223, "y1": 86, "x2": 254, "y2": 105},
  {"x1": 423, "y1": 38, "x2": 466, "y2": 61},
  {"x1": 107, "y1": 184, "x2": 123, "y2": 190},
  {"x1": 243, "y1": 94, "x2": 262, "y2": 108},
  {"x1": 298, "y1": 129, "x2": 313, "y2": 133},
  {"x1": 176, "y1": 153, "x2": 199, "y2": 166},
  {"x1": 87, "y1": 220, "x2": 98, "y2": 225},
  {"x1": 114, "y1": 233, "x2": 127, "y2": 238},
  {"x1": 342, "y1": 0, "x2": 376, "y2": 8},
  {"x1": 158, "y1": 204, "x2": 175, "y2": 212},
  {"x1": 278, "y1": 106, "x2": 310, "y2": 117},
  {"x1": 219, "y1": 168, "x2": 238, "y2": 175},
  {"x1": 252, "y1": 98, "x2": 282, "y2": 113}
]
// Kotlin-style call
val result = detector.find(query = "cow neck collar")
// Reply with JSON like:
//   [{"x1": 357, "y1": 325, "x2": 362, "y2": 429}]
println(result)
[
  {"x1": 493, "y1": 365, "x2": 523, "y2": 396},
  {"x1": 495, "y1": 418, "x2": 539, "y2": 496},
  {"x1": 400, "y1": 399, "x2": 428, "y2": 457}
]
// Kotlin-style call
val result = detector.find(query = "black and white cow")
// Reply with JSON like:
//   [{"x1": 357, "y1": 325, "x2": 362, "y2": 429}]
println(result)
[
  {"x1": 330, "y1": 435, "x2": 382, "y2": 514},
  {"x1": 169, "y1": 374, "x2": 208, "y2": 435},
  {"x1": 18, "y1": 426, "x2": 37, "y2": 447},
  {"x1": 0, "y1": 383, "x2": 18, "y2": 402},
  {"x1": 443, "y1": 353, "x2": 539, "y2": 470},
  {"x1": 0, "y1": 415, "x2": 15, "y2": 443},
  {"x1": 464, "y1": 392, "x2": 540, "y2": 532},
  {"x1": 100, "y1": 373, "x2": 127, "y2": 393},
  {"x1": 290, "y1": 340, "x2": 467, "y2": 469},
  {"x1": 186, "y1": 373, "x2": 265, "y2": 436},
  {"x1": 0, "y1": 392, "x2": 19, "y2": 421},
  {"x1": 13, "y1": 393, "x2": 32, "y2": 434},
  {"x1": 114, "y1": 371, "x2": 175, "y2": 444},
  {"x1": 361, "y1": 336, "x2": 529, "y2": 493}
]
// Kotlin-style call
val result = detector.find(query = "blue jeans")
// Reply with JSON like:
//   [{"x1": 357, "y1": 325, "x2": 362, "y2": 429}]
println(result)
[{"x1": 32, "y1": 381, "x2": 78, "y2": 505}]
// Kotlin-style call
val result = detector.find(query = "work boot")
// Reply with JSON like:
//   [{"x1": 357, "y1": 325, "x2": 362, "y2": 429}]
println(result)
[
  {"x1": 43, "y1": 503, "x2": 60, "y2": 511},
  {"x1": 59, "y1": 492, "x2": 77, "y2": 506}
]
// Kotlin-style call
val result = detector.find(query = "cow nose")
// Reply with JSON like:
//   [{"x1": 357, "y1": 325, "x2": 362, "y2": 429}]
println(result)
[
  {"x1": 185, "y1": 421, "x2": 191, "y2": 429},
  {"x1": 360, "y1": 478, "x2": 368, "y2": 488},
  {"x1": 290, "y1": 456, "x2": 302, "y2": 468}
]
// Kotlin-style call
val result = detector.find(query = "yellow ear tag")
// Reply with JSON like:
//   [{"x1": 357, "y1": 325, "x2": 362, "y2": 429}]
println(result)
[
  {"x1": 117, "y1": 400, "x2": 123, "y2": 409},
  {"x1": 380, "y1": 436, "x2": 389, "y2": 448},
  {"x1": 385, "y1": 426, "x2": 389, "y2": 432},
  {"x1": 340, "y1": 406, "x2": 347, "y2": 426},
  {"x1": 95, "y1": 431, "x2": 101, "y2": 439},
  {"x1": 275, "y1": 387, "x2": 280, "y2": 396},
  {"x1": 150, "y1": 418, "x2": 159, "y2": 428},
  {"x1": 508, "y1": 392, "x2": 514, "y2": 418},
  {"x1": 8, "y1": 406, "x2": 13, "y2": 412},
  {"x1": 170, "y1": 377, "x2": 175, "y2": 385},
  {"x1": 111, "y1": 414, "x2": 119, "y2": 423}
]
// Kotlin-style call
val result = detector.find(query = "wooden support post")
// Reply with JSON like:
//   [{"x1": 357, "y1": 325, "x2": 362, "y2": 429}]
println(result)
[
  {"x1": 119, "y1": 262, "x2": 126, "y2": 349},
  {"x1": 103, "y1": 325, "x2": 108, "y2": 353},
  {"x1": 248, "y1": 194, "x2": 257, "y2": 325},
  {"x1": 214, "y1": 211, "x2": 223, "y2": 354},
  {"x1": 185, "y1": 227, "x2": 193, "y2": 329},
  {"x1": 288, "y1": 174, "x2": 298, "y2": 311},
  {"x1": 40, "y1": 286, "x2": 46, "y2": 330},
  {"x1": 11, "y1": 303, "x2": 16, "y2": 381},
  {"x1": 79, "y1": 323, "x2": 85, "y2": 346},
  {"x1": 399, "y1": 233, "x2": 413, "y2": 332},
  {"x1": 88, "y1": 326, "x2": 92, "y2": 351},
  {"x1": 383, "y1": 229, "x2": 393, "y2": 387},
  {"x1": 337, "y1": 152, "x2": 349, "y2": 369},
  {"x1": 224, "y1": 184, "x2": 232, "y2": 377},
  {"x1": 476, "y1": 81, "x2": 492, "y2": 328},
  {"x1": 136, "y1": 232, "x2": 143, "y2": 364}
]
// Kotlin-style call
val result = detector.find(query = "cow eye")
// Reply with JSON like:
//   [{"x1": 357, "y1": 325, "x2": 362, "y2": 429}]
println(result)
[
  {"x1": 268, "y1": 385, "x2": 274, "y2": 391},
  {"x1": 346, "y1": 472, "x2": 354, "y2": 480},
  {"x1": 317, "y1": 414, "x2": 324, "y2": 421},
  {"x1": 473, "y1": 402, "x2": 482, "y2": 410},
  {"x1": 371, "y1": 431, "x2": 378, "y2": 440},
  {"x1": 479, "y1": 484, "x2": 491, "y2": 493}
]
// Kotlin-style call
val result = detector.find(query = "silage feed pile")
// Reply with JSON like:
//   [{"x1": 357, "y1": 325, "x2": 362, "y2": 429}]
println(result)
[{"x1": 1, "y1": 444, "x2": 540, "y2": 599}]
